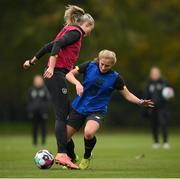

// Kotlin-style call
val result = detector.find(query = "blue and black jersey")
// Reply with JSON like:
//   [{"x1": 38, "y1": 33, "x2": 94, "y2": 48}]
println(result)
[{"x1": 71, "y1": 61, "x2": 125, "y2": 115}]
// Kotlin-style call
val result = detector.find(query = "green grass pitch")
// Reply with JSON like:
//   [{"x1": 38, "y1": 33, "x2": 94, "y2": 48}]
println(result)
[{"x1": 0, "y1": 130, "x2": 180, "y2": 178}]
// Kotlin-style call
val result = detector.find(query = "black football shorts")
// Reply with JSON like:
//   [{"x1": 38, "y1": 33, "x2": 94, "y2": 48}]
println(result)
[{"x1": 67, "y1": 108, "x2": 105, "y2": 131}]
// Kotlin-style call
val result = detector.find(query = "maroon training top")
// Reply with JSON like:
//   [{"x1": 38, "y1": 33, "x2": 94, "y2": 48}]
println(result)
[{"x1": 48, "y1": 25, "x2": 83, "y2": 71}]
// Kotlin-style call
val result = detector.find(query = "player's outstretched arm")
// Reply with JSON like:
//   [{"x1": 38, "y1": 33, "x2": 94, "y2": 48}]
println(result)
[
  {"x1": 66, "y1": 69, "x2": 84, "y2": 96},
  {"x1": 23, "y1": 41, "x2": 54, "y2": 70},
  {"x1": 120, "y1": 86, "x2": 154, "y2": 107}
]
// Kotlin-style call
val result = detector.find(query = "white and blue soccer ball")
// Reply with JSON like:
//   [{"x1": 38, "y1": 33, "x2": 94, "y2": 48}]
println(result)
[
  {"x1": 34, "y1": 149, "x2": 54, "y2": 169},
  {"x1": 162, "y1": 87, "x2": 174, "y2": 100}
]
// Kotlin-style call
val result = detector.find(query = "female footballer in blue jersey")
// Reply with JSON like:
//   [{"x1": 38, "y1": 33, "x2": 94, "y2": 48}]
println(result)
[{"x1": 65, "y1": 49, "x2": 154, "y2": 169}]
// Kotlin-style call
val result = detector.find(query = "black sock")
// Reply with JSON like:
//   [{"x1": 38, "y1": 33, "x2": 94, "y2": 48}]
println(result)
[
  {"x1": 84, "y1": 136, "x2": 96, "y2": 159},
  {"x1": 67, "y1": 139, "x2": 76, "y2": 161}
]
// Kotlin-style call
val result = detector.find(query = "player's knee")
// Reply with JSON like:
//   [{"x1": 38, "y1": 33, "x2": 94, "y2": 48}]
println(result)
[{"x1": 84, "y1": 130, "x2": 94, "y2": 140}]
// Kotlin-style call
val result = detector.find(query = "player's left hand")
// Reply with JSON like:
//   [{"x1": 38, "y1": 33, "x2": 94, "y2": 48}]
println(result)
[
  {"x1": 141, "y1": 99, "x2": 155, "y2": 107},
  {"x1": 44, "y1": 67, "x2": 54, "y2": 79}
]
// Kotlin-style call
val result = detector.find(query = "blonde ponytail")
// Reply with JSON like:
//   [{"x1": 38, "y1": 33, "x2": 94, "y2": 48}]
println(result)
[
  {"x1": 64, "y1": 5, "x2": 85, "y2": 25},
  {"x1": 64, "y1": 5, "x2": 94, "y2": 26}
]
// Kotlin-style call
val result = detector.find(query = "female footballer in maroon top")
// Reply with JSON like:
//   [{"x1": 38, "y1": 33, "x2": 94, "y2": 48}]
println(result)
[{"x1": 23, "y1": 5, "x2": 94, "y2": 169}]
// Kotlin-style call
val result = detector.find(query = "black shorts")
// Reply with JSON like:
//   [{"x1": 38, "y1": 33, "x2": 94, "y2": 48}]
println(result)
[{"x1": 67, "y1": 108, "x2": 105, "y2": 131}]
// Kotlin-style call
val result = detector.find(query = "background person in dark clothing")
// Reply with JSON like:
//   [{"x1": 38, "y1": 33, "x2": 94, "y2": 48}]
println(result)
[
  {"x1": 27, "y1": 75, "x2": 50, "y2": 146},
  {"x1": 143, "y1": 66, "x2": 173, "y2": 149}
]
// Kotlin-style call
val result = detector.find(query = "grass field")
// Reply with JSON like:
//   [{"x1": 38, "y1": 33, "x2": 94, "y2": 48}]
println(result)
[{"x1": 0, "y1": 130, "x2": 180, "y2": 178}]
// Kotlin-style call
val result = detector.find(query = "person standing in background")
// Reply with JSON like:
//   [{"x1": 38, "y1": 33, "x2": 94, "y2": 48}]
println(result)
[
  {"x1": 27, "y1": 75, "x2": 50, "y2": 146},
  {"x1": 143, "y1": 66, "x2": 174, "y2": 149}
]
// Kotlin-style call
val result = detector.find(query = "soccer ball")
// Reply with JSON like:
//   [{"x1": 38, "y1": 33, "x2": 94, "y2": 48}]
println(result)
[
  {"x1": 162, "y1": 87, "x2": 174, "y2": 100},
  {"x1": 34, "y1": 149, "x2": 54, "y2": 169}
]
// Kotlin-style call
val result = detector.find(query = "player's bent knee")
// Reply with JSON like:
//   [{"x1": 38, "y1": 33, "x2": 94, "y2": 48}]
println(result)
[{"x1": 84, "y1": 131, "x2": 94, "y2": 140}]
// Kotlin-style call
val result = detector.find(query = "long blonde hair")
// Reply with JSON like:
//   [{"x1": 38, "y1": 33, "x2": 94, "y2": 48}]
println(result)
[{"x1": 64, "y1": 5, "x2": 94, "y2": 26}]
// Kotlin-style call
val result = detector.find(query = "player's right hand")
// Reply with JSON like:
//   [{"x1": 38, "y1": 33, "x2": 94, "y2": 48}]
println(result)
[
  {"x1": 76, "y1": 83, "x2": 84, "y2": 96},
  {"x1": 23, "y1": 60, "x2": 31, "y2": 69}
]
